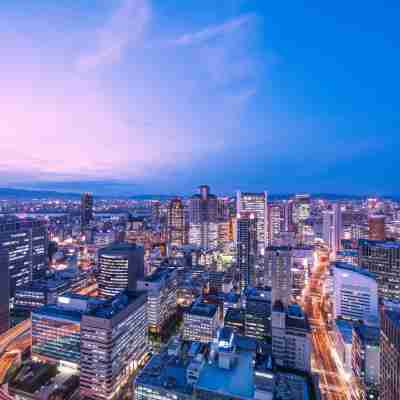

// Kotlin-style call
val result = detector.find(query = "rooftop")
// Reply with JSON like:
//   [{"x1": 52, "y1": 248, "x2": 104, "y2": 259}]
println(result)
[
  {"x1": 335, "y1": 318, "x2": 354, "y2": 344},
  {"x1": 353, "y1": 324, "x2": 380, "y2": 346},
  {"x1": 188, "y1": 301, "x2": 217, "y2": 318},
  {"x1": 334, "y1": 262, "x2": 376, "y2": 279},
  {"x1": 195, "y1": 350, "x2": 254, "y2": 399},
  {"x1": 359, "y1": 239, "x2": 400, "y2": 249}
]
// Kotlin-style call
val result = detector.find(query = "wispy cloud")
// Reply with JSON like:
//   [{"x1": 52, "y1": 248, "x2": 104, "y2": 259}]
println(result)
[
  {"x1": 76, "y1": 0, "x2": 151, "y2": 72},
  {"x1": 170, "y1": 14, "x2": 254, "y2": 47}
]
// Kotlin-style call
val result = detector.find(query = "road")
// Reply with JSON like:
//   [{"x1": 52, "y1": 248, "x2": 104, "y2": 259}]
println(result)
[{"x1": 302, "y1": 254, "x2": 361, "y2": 400}]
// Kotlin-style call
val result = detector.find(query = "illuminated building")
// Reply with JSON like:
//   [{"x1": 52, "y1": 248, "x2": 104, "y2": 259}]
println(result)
[
  {"x1": 183, "y1": 300, "x2": 218, "y2": 343},
  {"x1": 322, "y1": 203, "x2": 342, "y2": 258},
  {"x1": 368, "y1": 214, "x2": 385, "y2": 240},
  {"x1": 352, "y1": 324, "x2": 380, "y2": 399},
  {"x1": 137, "y1": 267, "x2": 178, "y2": 333},
  {"x1": 189, "y1": 185, "x2": 218, "y2": 224},
  {"x1": 98, "y1": 243, "x2": 144, "y2": 298},
  {"x1": 0, "y1": 217, "x2": 48, "y2": 333},
  {"x1": 167, "y1": 198, "x2": 185, "y2": 247},
  {"x1": 236, "y1": 191, "x2": 268, "y2": 255},
  {"x1": 380, "y1": 307, "x2": 400, "y2": 400},
  {"x1": 265, "y1": 246, "x2": 292, "y2": 307},
  {"x1": 358, "y1": 239, "x2": 400, "y2": 301},
  {"x1": 31, "y1": 294, "x2": 94, "y2": 370},
  {"x1": 267, "y1": 202, "x2": 284, "y2": 246},
  {"x1": 81, "y1": 192, "x2": 93, "y2": 230},
  {"x1": 188, "y1": 222, "x2": 218, "y2": 250},
  {"x1": 292, "y1": 194, "x2": 311, "y2": 224},
  {"x1": 80, "y1": 290, "x2": 148, "y2": 400},
  {"x1": 244, "y1": 287, "x2": 271, "y2": 341},
  {"x1": 236, "y1": 212, "x2": 257, "y2": 291},
  {"x1": 332, "y1": 262, "x2": 378, "y2": 325},
  {"x1": 271, "y1": 302, "x2": 311, "y2": 373}
]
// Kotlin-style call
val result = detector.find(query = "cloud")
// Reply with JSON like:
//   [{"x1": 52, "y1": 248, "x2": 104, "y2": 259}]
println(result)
[
  {"x1": 170, "y1": 14, "x2": 254, "y2": 47},
  {"x1": 76, "y1": 0, "x2": 151, "y2": 71}
]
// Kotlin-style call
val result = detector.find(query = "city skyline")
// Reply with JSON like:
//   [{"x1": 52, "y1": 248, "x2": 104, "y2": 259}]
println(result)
[{"x1": 1, "y1": 1, "x2": 399, "y2": 195}]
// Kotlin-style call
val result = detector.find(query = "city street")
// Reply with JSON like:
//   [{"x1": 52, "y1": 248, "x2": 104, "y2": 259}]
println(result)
[{"x1": 303, "y1": 255, "x2": 361, "y2": 400}]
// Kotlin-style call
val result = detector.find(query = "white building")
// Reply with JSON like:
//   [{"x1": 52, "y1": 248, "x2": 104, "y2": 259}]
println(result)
[
  {"x1": 332, "y1": 262, "x2": 379, "y2": 326},
  {"x1": 236, "y1": 191, "x2": 268, "y2": 255},
  {"x1": 322, "y1": 204, "x2": 342, "y2": 259}
]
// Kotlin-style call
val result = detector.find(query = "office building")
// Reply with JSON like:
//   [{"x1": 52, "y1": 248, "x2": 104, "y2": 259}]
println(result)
[
  {"x1": 244, "y1": 287, "x2": 271, "y2": 341},
  {"x1": 352, "y1": 324, "x2": 380, "y2": 396},
  {"x1": 183, "y1": 300, "x2": 218, "y2": 343},
  {"x1": 81, "y1": 192, "x2": 94, "y2": 230},
  {"x1": 236, "y1": 191, "x2": 268, "y2": 255},
  {"x1": 98, "y1": 243, "x2": 144, "y2": 298},
  {"x1": 80, "y1": 290, "x2": 148, "y2": 400},
  {"x1": 188, "y1": 222, "x2": 218, "y2": 250},
  {"x1": 358, "y1": 239, "x2": 400, "y2": 301},
  {"x1": 267, "y1": 202, "x2": 284, "y2": 246},
  {"x1": 380, "y1": 307, "x2": 400, "y2": 400},
  {"x1": 31, "y1": 294, "x2": 96, "y2": 370},
  {"x1": 272, "y1": 302, "x2": 311, "y2": 372},
  {"x1": 0, "y1": 217, "x2": 48, "y2": 333},
  {"x1": 137, "y1": 267, "x2": 178, "y2": 333},
  {"x1": 224, "y1": 307, "x2": 244, "y2": 335},
  {"x1": 265, "y1": 246, "x2": 293, "y2": 307},
  {"x1": 189, "y1": 185, "x2": 218, "y2": 224},
  {"x1": 368, "y1": 215, "x2": 385, "y2": 241},
  {"x1": 322, "y1": 204, "x2": 342, "y2": 258},
  {"x1": 236, "y1": 212, "x2": 257, "y2": 291},
  {"x1": 332, "y1": 262, "x2": 379, "y2": 325},
  {"x1": 167, "y1": 198, "x2": 185, "y2": 247},
  {"x1": 292, "y1": 194, "x2": 311, "y2": 224}
]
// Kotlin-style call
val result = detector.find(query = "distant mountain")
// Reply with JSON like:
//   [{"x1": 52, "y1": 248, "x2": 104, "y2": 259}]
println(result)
[{"x1": 0, "y1": 187, "x2": 80, "y2": 199}]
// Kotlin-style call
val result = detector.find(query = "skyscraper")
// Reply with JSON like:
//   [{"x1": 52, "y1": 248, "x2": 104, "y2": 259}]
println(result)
[
  {"x1": 358, "y1": 239, "x2": 400, "y2": 301},
  {"x1": 292, "y1": 194, "x2": 311, "y2": 224},
  {"x1": 189, "y1": 185, "x2": 218, "y2": 224},
  {"x1": 0, "y1": 217, "x2": 48, "y2": 333},
  {"x1": 98, "y1": 243, "x2": 144, "y2": 298},
  {"x1": 236, "y1": 191, "x2": 268, "y2": 255},
  {"x1": 368, "y1": 215, "x2": 385, "y2": 241},
  {"x1": 265, "y1": 246, "x2": 293, "y2": 307},
  {"x1": 322, "y1": 203, "x2": 342, "y2": 258},
  {"x1": 380, "y1": 306, "x2": 400, "y2": 400},
  {"x1": 81, "y1": 192, "x2": 93, "y2": 230},
  {"x1": 268, "y1": 202, "x2": 285, "y2": 246},
  {"x1": 80, "y1": 291, "x2": 148, "y2": 400},
  {"x1": 167, "y1": 198, "x2": 185, "y2": 247},
  {"x1": 236, "y1": 212, "x2": 257, "y2": 291}
]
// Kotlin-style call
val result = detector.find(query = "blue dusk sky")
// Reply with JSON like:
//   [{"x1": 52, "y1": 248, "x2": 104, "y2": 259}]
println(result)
[{"x1": 0, "y1": 1, "x2": 399, "y2": 195}]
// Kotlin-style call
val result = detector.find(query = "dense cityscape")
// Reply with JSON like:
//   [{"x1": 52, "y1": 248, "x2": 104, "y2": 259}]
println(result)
[{"x1": 0, "y1": 189, "x2": 398, "y2": 400}]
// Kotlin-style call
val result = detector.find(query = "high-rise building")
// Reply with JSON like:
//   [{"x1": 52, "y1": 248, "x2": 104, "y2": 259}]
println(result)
[
  {"x1": 292, "y1": 194, "x2": 311, "y2": 224},
  {"x1": 31, "y1": 293, "x2": 92, "y2": 370},
  {"x1": 368, "y1": 215, "x2": 386, "y2": 241},
  {"x1": 236, "y1": 212, "x2": 257, "y2": 291},
  {"x1": 268, "y1": 202, "x2": 284, "y2": 246},
  {"x1": 332, "y1": 262, "x2": 379, "y2": 325},
  {"x1": 182, "y1": 300, "x2": 218, "y2": 343},
  {"x1": 80, "y1": 290, "x2": 148, "y2": 400},
  {"x1": 244, "y1": 287, "x2": 271, "y2": 341},
  {"x1": 265, "y1": 246, "x2": 293, "y2": 307},
  {"x1": 380, "y1": 307, "x2": 400, "y2": 400},
  {"x1": 236, "y1": 191, "x2": 268, "y2": 255},
  {"x1": 271, "y1": 302, "x2": 312, "y2": 373},
  {"x1": 358, "y1": 239, "x2": 400, "y2": 301},
  {"x1": 137, "y1": 267, "x2": 178, "y2": 333},
  {"x1": 0, "y1": 217, "x2": 48, "y2": 333},
  {"x1": 81, "y1": 192, "x2": 93, "y2": 230},
  {"x1": 98, "y1": 243, "x2": 144, "y2": 298},
  {"x1": 352, "y1": 324, "x2": 380, "y2": 398},
  {"x1": 167, "y1": 198, "x2": 185, "y2": 247},
  {"x1": 188, "y1": 222, "x2": 218, "y2": 250},
  {"x1": 189, "y1": 185, "x2": 218, "y2": 224},
  {"x1": 322, "y1": 204, "x2": 342, "y2": 258}
]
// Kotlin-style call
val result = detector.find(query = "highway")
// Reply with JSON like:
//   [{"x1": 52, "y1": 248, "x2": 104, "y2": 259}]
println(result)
[{"x1": 302, "y1": 254, "x2": 361, "y2": 400}]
